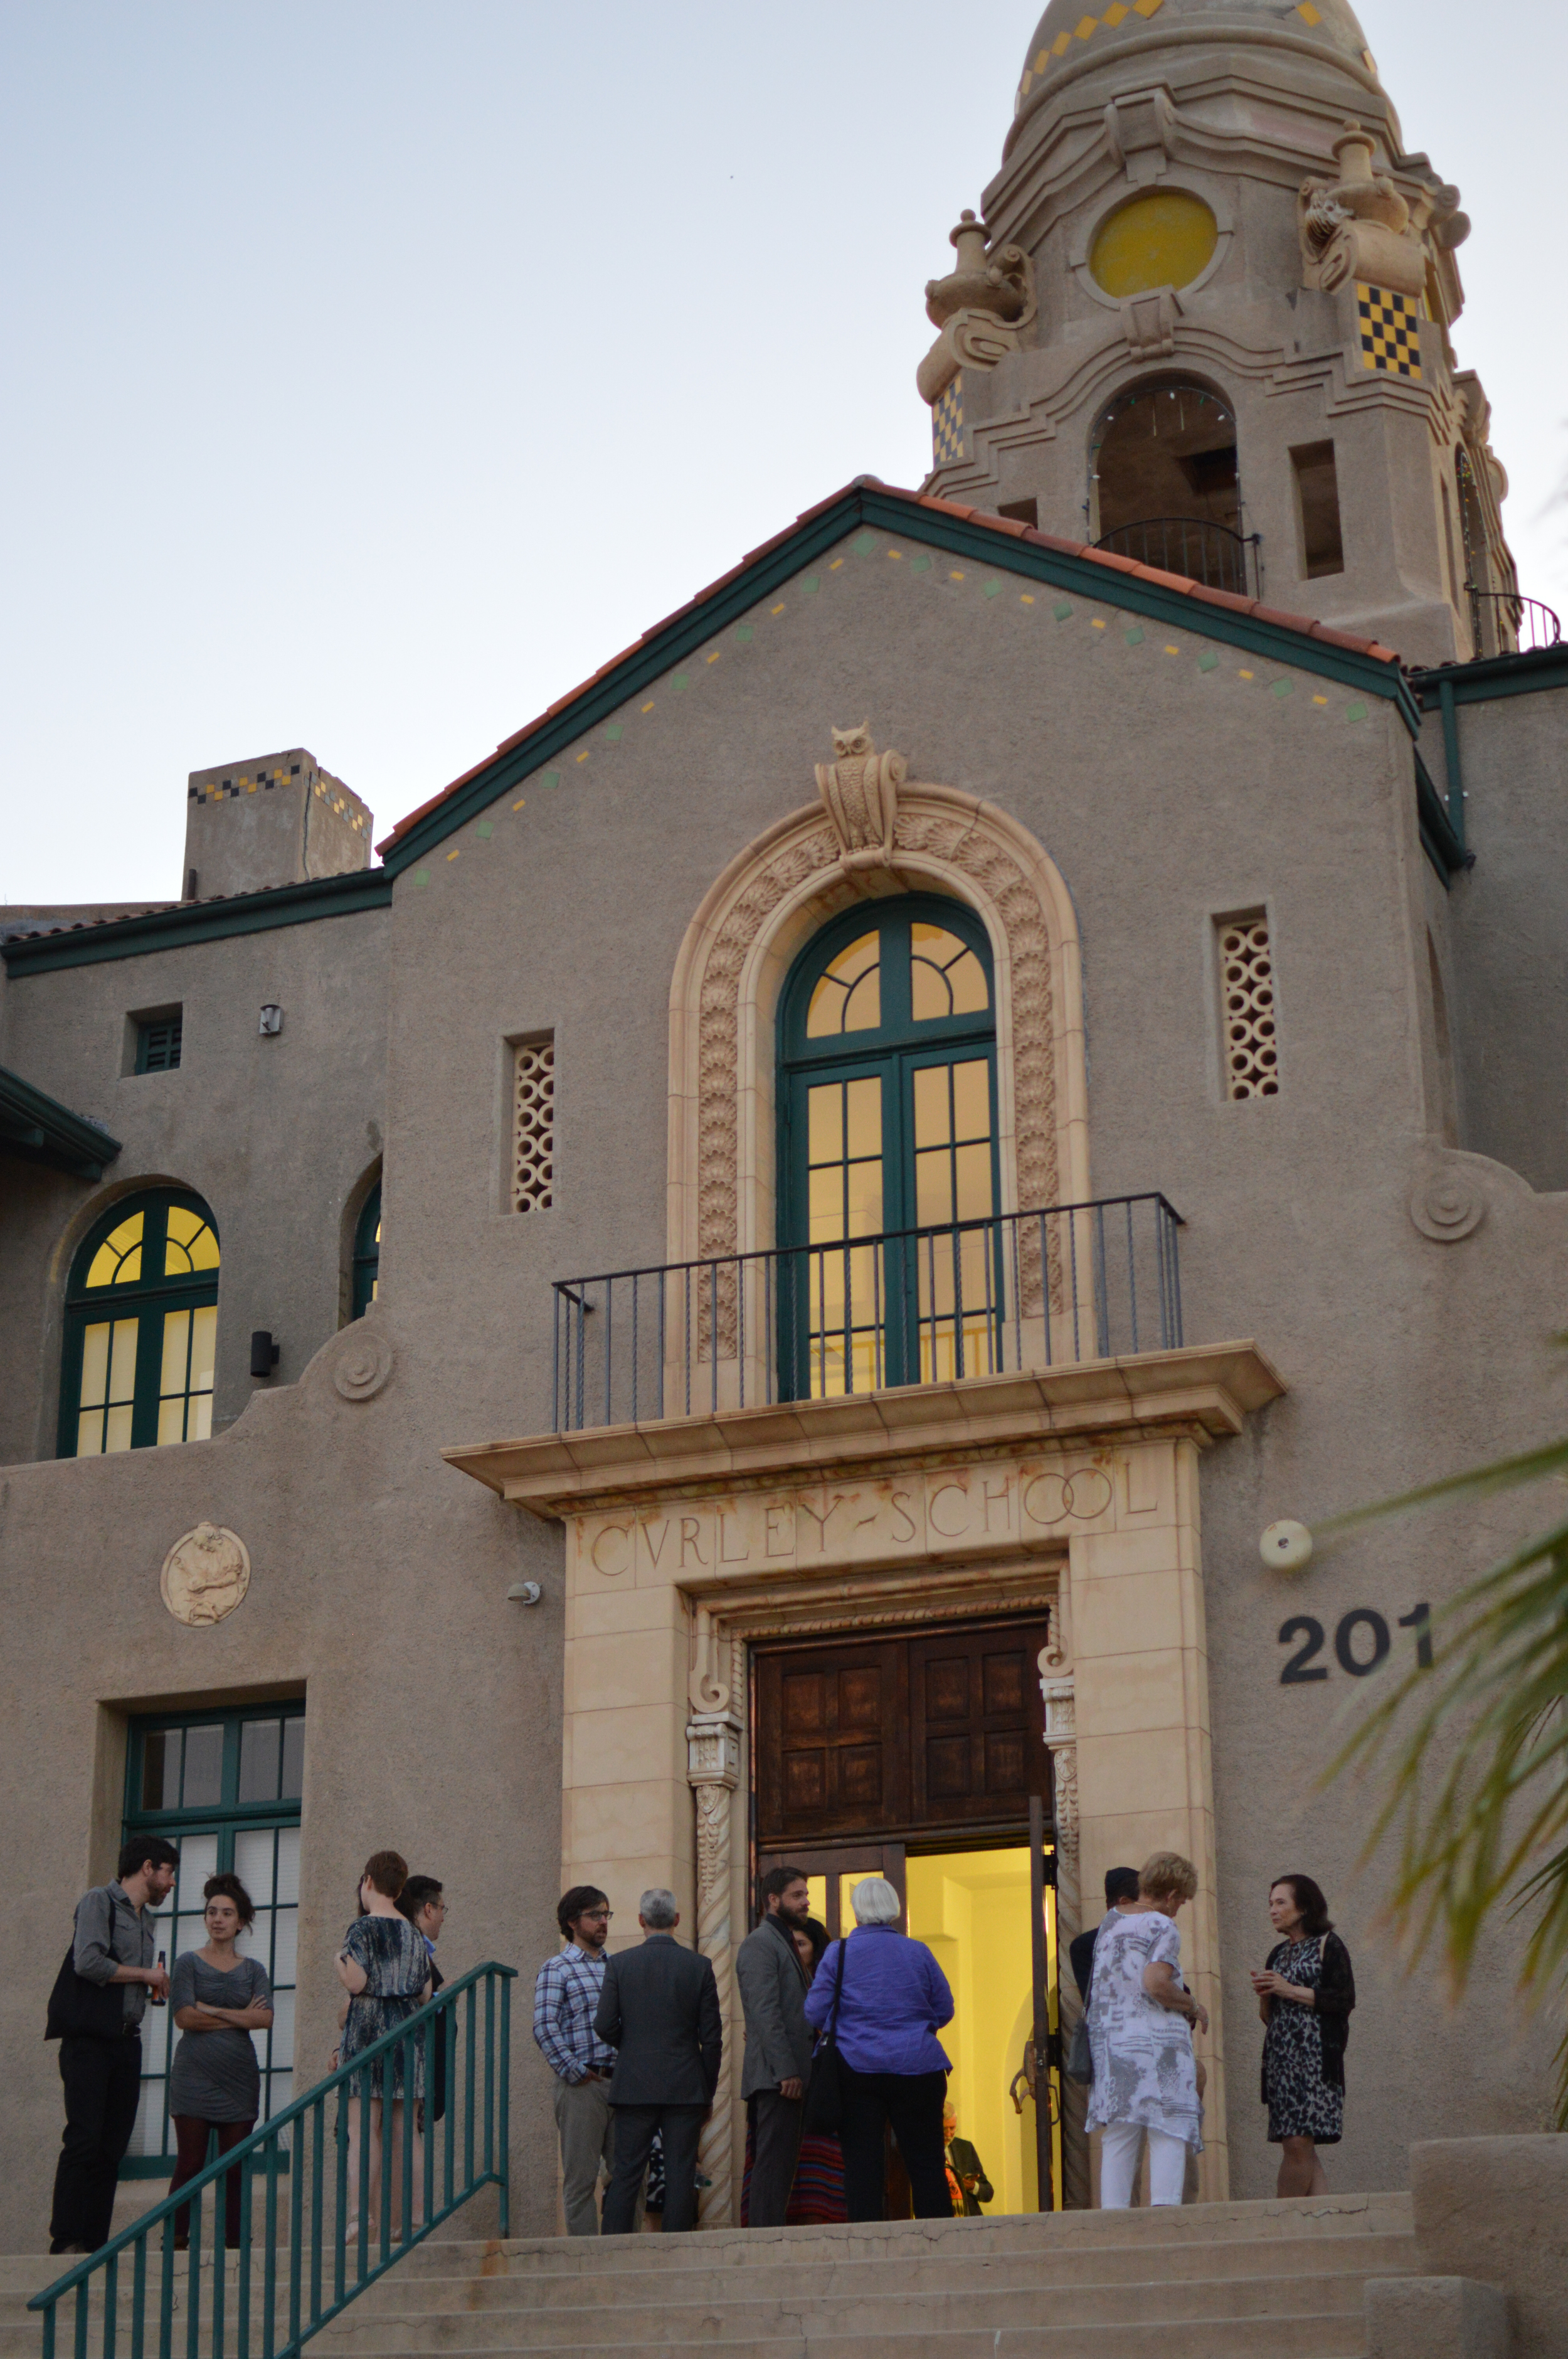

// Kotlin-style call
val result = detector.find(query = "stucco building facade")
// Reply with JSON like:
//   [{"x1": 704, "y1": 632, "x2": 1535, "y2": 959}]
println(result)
[{"x1": 3, "y1": 0, "x2": 1565, "y2": 2254}]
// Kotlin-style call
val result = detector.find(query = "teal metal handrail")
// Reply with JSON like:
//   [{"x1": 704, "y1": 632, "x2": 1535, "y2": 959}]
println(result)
[{"x1": 29, "y1": 1960, "x2": 516, "y2": 2359}]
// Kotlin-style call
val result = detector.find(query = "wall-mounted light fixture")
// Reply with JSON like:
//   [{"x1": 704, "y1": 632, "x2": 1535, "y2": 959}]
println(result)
[
  {"x1": 259, "y1": 1005, "x2": 283, "y2": 1036},
  {"x1": 250, "y1": 1330, "x2": 280, "y2": 1378},
  {"x1": 507, "y1": 1582, "x2": 542, "y2": 1605}
]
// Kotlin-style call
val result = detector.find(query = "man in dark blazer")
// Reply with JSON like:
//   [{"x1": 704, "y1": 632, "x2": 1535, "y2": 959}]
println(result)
[
  {"x1": 593, "y1": 1888, "x2": 722, "y2": 2234},
  {"x1": 734, "y1": 1865, "x2": 814, "y2": 2226}
]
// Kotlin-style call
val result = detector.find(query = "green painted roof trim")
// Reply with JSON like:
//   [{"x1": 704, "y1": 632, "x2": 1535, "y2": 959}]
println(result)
[
  {"x1": 2, "y1": 870, "x2": 391, "y2": 979},
  {"x1": 383, "y1": 484, "x2": 1419, "y2": 873},
  {"x1": 1412, "y1": 646, "x2": 1568, "y2": 708},
  {"x1": 1415, "y1": 752, "x2": 1466, "y2": 887},
  {"x1": 0, "y1": 1065, "x2": 122, "y2": 1178}
]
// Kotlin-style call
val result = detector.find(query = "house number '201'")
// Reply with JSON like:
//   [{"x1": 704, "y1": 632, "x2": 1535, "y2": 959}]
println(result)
[{"x1": 1278, "y1": 1604, "x2": 1433, "y2": 1684}]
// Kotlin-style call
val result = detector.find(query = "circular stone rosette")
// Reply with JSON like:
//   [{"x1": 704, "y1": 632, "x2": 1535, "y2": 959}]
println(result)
[
  {"x1": 1408, "y1": 1171, "x2": 1485, "y2": 1244},
  {"x1": 332, "y1": 1327, "x2": 393, "y2": 1401}
]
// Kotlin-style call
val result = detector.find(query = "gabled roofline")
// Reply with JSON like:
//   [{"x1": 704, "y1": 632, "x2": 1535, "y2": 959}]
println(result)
[
  {"x1": 379, "y1": 479, "x2": 1415, "y2": 872},
  {"x1": 1, "y1": 868, "x2": 391, "y2": 979},
  {"x1": 0, "y1": 1065, "x2": 122, "y2": 1178}
]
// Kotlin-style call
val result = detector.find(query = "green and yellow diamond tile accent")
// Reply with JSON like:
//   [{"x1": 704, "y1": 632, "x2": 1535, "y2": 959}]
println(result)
[
  {"x1": 932, "y1": 375, "x2": 965, "y2": 468},
  {"x1": 404, "y1": 519, "x2": 1379, "y2": 895},
  {"x1": 1357, "y1": 284, "x2": 1422, "y2": 379}
]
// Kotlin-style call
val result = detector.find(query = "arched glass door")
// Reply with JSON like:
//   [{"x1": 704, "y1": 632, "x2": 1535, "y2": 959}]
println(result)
[{"x1": 778, "y1": 897, "x2": 999, "y2": 1397}]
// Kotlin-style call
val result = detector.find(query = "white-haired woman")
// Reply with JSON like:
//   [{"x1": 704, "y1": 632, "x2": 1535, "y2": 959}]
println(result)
[
  {"x1": 803, "y1": 1877, "x2": 954, "y2": 2220},
  {"x1": 1084, "y1": 1850, "x2": 1207, "y2": 2208}
]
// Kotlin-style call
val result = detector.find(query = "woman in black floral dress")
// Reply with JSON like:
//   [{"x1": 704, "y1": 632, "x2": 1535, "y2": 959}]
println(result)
[{"x1": 1251, "y1": 1875, "x2": 1355, "y2": 2197}]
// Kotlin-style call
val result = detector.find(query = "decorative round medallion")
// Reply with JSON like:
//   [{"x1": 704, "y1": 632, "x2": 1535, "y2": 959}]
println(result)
[
  {"x1": 161, "y1": 1523, "x2": 251, "y2": 1627},
  {"x1": 1090, "y1": 191, "x2": 1219, "y2": 297},
  {"x1": 331, "y1": 1326, "x2": 393, "y2": 1401},
  {"x1": 1409, "y1": 1172, "x2": 1485, "y2": 1244}
]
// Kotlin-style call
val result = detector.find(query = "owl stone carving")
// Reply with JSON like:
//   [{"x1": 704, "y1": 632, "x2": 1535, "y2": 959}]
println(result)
[{"x1": 815, "y1": 725, "x2": 906, "y2": 865}]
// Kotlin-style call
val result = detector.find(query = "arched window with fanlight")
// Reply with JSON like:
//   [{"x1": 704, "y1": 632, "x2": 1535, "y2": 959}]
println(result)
[
  {"x1": 351, "y1": 1181, "x2": 381, "y2": 1319},
  {"x1": 59, "y1": 1190, "x2": 220, "y2": 1457},
  {"x1": 778, "y1": 895, "x2": 999, "y2": 1398}
]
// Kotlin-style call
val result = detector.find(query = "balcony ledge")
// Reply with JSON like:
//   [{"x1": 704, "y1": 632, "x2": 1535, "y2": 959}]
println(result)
[{"x1": 443, "y1": 1339, "x2": 1285, "y2": 1518}]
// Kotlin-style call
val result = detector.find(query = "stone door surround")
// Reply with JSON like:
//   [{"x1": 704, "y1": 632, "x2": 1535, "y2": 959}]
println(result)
[{"x1": 445, "y1": 1339, "x2": 1282, "y2": 2218}]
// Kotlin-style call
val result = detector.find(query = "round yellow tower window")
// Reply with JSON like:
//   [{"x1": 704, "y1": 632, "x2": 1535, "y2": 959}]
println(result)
[{"x1": 1089, "y1": 192, "x2": 1218, "y2": 298}]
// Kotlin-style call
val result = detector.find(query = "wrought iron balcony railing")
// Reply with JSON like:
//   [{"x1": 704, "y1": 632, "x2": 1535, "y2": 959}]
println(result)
[
  {"x1": 1094, "y1": 517, "x2": 1258, "y2": 598},
  {"x1": 1465, "y1": 583, "x2": 1562, "y2": 659},
  {"x1": 552, "y1": 1194, "x2": 1184, "y2": 1433}
]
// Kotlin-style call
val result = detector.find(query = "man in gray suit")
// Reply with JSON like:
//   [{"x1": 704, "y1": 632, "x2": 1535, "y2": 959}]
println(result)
[
  {"x1": 735, "y1": 1865, "x2": 815, "y2": 2226},
  {"x1": 593, "y1": 1888, "x2": 722, "y2": 2235}
]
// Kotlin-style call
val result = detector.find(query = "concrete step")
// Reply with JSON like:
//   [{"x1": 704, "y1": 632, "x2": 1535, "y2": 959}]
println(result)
[
  {"x1": 307, "y1": 2323, "x2": 1372, "y2": 2359},
  {"x1": 342, "y1": 2233, "x2": 1416, "y2": 2314},
  {"x1": 376, "y1": 2193, "x2": 1413, "y2": 2279},
  {"x1": 314, "y1": 2271, "x2": 1375, "y2": 2351}
]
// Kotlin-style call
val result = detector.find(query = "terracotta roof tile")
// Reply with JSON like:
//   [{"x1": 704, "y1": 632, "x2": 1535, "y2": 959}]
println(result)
[{"x1": 378, "y1": 481, "x2": 1403, "y2": 854}]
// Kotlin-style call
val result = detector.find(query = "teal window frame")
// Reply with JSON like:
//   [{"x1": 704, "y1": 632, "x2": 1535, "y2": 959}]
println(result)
[
  {"x1": 57, "y1": 1188, "x2": 221, "y2": 1459},
  {"x1": 777, "y1": 895, "x2": 1000, "y2": 1395},
  {"x1": 134, "y1": 1014, "x2": 183, "y2": 1074},
  {"x1": 119, "y1": 1701, "x2": 305, "y2": 2176},
  {"x1": 351, "y1": 1181, "x2": 381, "y2": 1318}
]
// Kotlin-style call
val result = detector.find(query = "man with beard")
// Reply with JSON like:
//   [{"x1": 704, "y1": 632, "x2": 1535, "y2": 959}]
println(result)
[{"x1": 735, "y1": 1866, "x2": 815, "y2": 2227}]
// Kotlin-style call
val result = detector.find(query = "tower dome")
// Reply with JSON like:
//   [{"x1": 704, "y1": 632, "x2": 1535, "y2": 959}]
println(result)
[
  {"x1": 1015, "y1": 0, "x2": 1380, "y2": 125},
  {"x1": 913, "y1": 0, "x2": 1513, "y2": 665}
]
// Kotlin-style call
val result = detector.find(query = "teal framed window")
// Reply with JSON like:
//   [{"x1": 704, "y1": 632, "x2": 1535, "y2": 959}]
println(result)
[
  {"x1": 120, "y1": 1702, "x2": 304, "y2": 2175},
  {"x1": 134, "y1": 1014, "x2": 183, "y2": 1074},
  {"x1": 58, "y1": 1190, "x2": 220, "y2": 1459},
  {"x1": 778, "y1": 895, "x2": 1000, "y2": 1396},
  {"x1": 351, "y1": 1182, "x2": 381, "y2": 1318}
]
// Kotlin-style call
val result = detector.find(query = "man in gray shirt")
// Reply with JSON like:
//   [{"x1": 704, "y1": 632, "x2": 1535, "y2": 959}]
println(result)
[{"x1": 48, "y1": 1838, "x2": 178, "y2": 2254}]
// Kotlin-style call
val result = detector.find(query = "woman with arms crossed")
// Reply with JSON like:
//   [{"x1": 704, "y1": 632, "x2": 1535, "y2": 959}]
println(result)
[{"x1": 166, "y1": 1875, "x2": 273, "y2": 2251}]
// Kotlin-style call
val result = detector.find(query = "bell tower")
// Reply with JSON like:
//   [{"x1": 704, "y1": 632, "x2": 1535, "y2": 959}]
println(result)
[{"x1": 918, "y1": 0, "x2": 1517, "y2": 666}]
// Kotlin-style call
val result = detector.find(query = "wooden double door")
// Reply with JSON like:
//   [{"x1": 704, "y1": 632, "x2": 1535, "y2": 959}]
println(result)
[{"x1": 754, "y1": 1615, "x2": 1053, "y2": 1866}]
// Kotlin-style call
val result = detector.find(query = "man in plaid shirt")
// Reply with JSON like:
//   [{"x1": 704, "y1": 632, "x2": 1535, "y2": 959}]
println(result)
[{"x1": 532, "y1": 1886, "x2": 624, "y2": 2234}]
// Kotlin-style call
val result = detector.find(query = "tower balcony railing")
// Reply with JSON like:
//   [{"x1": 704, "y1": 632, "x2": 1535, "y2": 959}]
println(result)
[
  {"x1": 1093, "y1": 517, "x2": 1259, "y2": 599},
  {"x1": 1465, "y1": 583, "x2": 1562, "y2": 659},
  {"x1": 551, "y1": 1193, "x2": 1184, "y2": 1434}
]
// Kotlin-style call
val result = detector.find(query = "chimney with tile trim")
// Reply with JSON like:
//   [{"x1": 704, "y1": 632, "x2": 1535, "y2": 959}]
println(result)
[{"x1": 182, "y1": 748, "x2": 372, "y2": 900}]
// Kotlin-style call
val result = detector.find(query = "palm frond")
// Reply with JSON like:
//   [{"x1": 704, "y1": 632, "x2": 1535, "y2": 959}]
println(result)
[{"x1": 1322, "y1": 1451, "x2": 1568, "y2": 2123}]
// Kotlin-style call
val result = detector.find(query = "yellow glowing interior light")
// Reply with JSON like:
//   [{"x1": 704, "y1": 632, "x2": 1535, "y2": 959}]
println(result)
[{"x1": 85, "y1": 1211, "x2": 145, "y2": 1288}]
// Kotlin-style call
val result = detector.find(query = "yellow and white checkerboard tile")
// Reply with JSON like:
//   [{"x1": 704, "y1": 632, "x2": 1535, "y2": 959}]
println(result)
[
  {"x1": 1357, "y1": 284, "x2": 1422, "y2": 380},
  {"x1": 932, "y1": 376, "x2": 965, "y2": 468}
]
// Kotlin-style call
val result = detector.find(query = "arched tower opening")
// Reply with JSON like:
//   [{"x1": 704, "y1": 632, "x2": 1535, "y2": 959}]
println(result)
[{"x1": 1089, "y1": 376, "x2": 1248, "y2": 595}]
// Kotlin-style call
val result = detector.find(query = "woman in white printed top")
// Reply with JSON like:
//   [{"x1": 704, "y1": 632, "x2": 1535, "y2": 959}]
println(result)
[{"x1": 1084, "y1": 1850, "x2": 1207, "y2": 2208}]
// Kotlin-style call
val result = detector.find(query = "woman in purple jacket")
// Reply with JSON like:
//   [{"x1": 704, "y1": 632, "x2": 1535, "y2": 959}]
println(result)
[{"x1": 804, "y1": 1877, "x2": 955, "y2": 2220}]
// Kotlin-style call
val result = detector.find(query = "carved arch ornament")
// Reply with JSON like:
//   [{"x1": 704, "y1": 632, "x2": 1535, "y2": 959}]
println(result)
[{"x1": 666, "y1": 764, "x2": 1089, "y2": 1271}]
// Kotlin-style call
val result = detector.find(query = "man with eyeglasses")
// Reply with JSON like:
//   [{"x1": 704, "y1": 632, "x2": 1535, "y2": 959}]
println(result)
[{"x1": 532, "y1": 1886, "x2": 623, "y2": 2234}]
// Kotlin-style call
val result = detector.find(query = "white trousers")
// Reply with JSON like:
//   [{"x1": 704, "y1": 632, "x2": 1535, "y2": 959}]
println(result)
[{"x1": 1100, "y1": 2120, "x2": 1187, "y2": 2208}]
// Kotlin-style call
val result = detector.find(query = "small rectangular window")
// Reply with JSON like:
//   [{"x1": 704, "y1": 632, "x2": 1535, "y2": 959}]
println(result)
[
  {"x1": 1291, "y1": 442, "x2": 1345, "y2": 579},
  {"x1": 997, "y1": 497, "x2": 1038, "y2": 528},
  {"x1": 133, "y1": 1011, "x2": 183, "y2": 1073},
  {"x1": 510, "y1": 1034, "x2": 555, "y2": 1211},
  {"x1": 1216, "y1": 911, "x2": 1278, "y2": 1098}
]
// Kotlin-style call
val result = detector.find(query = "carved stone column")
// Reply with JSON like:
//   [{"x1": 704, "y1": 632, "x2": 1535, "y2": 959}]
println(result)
[
  {"x1": 1041, "y1": 1672, "x2": 1090, "y2": 2211},
  {"x1": 686, "y1": 1709, "x2": 741, "y2": 2226}
]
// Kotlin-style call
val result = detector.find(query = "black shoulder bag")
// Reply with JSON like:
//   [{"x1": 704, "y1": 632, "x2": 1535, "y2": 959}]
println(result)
[
  {"x1": 800, "y1": 1936, "x2": 849, "y2": 2134},
  {"x1": 45, "y1": 1944, "x2": 127, "y2": 2042}
]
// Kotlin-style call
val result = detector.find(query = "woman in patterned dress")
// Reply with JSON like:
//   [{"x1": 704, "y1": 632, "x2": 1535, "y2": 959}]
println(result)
[
  {"x1": 1084, "y1": 1851, "x2": 1207, "y2": 2208},
  {"x1": 336, "y1": 1851, "x2": 432, "y2": 2243},
  {"x1": 1251, "y1": 1875, "x2": 1356, "y2": 2197}
]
